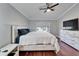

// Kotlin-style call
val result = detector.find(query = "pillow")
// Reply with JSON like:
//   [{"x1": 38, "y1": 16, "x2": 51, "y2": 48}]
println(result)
[
  {"x1": 15, "y1": 36, "x2": 20, "y2": 43},
  {"x1": 18, "y1": 29, "x2": 30, "y2": 36}
]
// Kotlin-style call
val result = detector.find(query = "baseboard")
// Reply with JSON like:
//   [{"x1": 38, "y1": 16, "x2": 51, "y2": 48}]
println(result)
[{"x1": 60, "y1": 40, "x2": 79, "y2": 51}]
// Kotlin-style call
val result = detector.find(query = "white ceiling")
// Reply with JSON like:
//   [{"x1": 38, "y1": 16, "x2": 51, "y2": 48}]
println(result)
[{"x1": 10, "y1": 3, "x2": 75, "y2": 20}]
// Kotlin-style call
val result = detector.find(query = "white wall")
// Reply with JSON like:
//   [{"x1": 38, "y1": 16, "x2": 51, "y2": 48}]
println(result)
[
  {"x1": 59, "y1": 4, "x2": 79, "y2": 30},
  {"x1": 0, "y1": 3, "x2": 29, "y2": 48},
  {"x1": 28, "y1": 20, "x2": 59, "y2": 37}
]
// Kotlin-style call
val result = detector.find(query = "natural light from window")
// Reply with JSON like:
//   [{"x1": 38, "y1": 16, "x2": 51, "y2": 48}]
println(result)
[{"x1": 36, "y1": 27, "x2": 49, "y2": 32}]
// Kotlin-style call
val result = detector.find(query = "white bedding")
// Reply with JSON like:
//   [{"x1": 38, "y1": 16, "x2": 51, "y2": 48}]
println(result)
[{"x1": 19, "y1": 31, "x2": 60, "y2": 53}]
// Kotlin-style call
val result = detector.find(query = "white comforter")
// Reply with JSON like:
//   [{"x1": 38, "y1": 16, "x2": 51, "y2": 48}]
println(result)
[{"x1": 19, "y1": 31, "x2": 60, "y2": 53}]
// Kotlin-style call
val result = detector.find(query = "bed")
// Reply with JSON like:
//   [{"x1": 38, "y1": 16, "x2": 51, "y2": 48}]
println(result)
[{"x1": 12, "y1": 26, "x2": 60, "y2": 53}]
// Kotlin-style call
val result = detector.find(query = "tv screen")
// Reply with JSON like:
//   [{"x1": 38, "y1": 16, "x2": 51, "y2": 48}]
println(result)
[{"x1": 63, "y1": 18, "x2": 78, "y2": 30}]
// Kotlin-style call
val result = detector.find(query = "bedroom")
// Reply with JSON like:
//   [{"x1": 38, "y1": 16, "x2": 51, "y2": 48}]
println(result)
[{"x1": 0, "y1": 3, "x2": 79, "y2": 56}]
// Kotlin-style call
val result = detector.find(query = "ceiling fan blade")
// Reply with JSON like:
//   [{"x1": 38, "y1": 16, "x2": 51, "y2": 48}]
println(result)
[
  {"x1": 39, "y1": 8, "x2": 47, "y2": 10},
  {"x1": 46, "y1": 3, "x2": 50, "y2": 7},
  {"x1": 51, "y1": 9, "x2": 54, "y2": 11},
  {"x1": 49, "y1": 3, "x2": 59, "y2": 8},
  {"x1": 44, "y1": 10, "x2": 47, "y2": 13}
]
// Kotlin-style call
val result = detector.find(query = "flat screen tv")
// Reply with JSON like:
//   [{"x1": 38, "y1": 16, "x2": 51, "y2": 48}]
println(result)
[{"x1": 63, "y1": 18, "x2": 79, "y2": 30}]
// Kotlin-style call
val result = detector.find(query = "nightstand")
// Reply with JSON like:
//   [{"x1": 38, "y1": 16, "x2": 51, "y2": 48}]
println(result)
[{"x1": 0, "y1": 44, "x2": 19, "y2": 56}]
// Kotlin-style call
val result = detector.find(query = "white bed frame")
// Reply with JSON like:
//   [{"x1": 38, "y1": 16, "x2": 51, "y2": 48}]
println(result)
[{"x1": 11, "y1": 25, "x2": 59, "y2": 53}]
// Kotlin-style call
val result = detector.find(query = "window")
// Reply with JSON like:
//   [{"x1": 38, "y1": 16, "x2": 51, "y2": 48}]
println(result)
[{"x1": 36, "y1": 26, "x2": 49, "y2": 32}]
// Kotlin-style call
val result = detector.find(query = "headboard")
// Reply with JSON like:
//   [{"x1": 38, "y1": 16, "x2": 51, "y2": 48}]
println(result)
[{"x1": 11, "y1": 25, "x2": 28, "y2": 44}]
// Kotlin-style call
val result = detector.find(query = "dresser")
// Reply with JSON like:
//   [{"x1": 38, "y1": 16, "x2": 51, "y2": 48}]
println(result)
[{"x1": 60, "y1": 30, "x2": 79, "y2": 50}]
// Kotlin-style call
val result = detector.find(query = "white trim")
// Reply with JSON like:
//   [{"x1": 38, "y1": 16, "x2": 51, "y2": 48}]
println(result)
[{"x1": 57, "y1": 4, "x2": 77, "y2": 20}]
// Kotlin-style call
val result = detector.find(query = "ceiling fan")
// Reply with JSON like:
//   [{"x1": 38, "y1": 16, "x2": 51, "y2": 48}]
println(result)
[{"x1": 39, "y1": 3, "x2": 59, "y2": 13}]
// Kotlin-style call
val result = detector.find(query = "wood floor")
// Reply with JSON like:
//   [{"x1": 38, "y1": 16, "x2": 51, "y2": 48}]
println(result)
[
  {"x1": 57, "y1": 41, "x2": 79, "y2": 56},
  {"x1": 19, "y1": 41, "x2": 79, "y2": 56},
  {"x1": 19, "y1": 51, "x2": 56, "y2": 56}
]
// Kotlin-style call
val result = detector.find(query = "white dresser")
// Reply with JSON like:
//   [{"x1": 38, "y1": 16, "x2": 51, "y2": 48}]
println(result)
[{"x1": 60, "y1": 30, "x2": 79, "y2": 50}]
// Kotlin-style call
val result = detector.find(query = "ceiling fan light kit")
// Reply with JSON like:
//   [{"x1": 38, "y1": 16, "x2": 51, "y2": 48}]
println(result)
[
  {"x1": 47, "y1": 9, "x2": 51, "y2": 12},
  {"x1": 39, "y1": 3, "x2": 59, "y2": 13}
]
